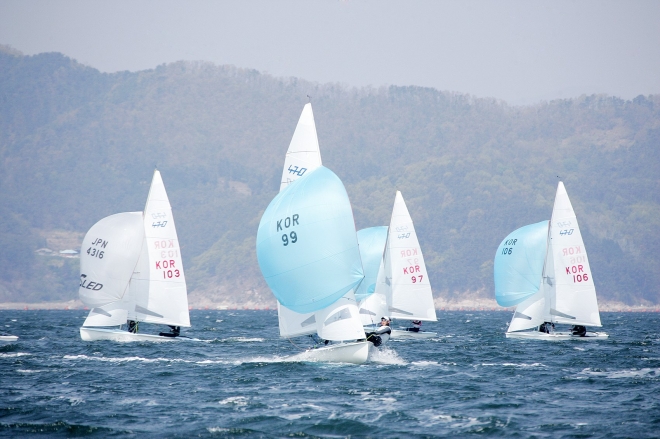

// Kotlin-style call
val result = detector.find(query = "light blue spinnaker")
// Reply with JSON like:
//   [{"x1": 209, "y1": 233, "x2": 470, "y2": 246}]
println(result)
[
  {"x1": 355, "y1": 227, "x2": 388, "y2": 302},
  {"x1": 256, "y1": 166, "x2": 365, "y2": 314},
  {"x1": 494, "y1": 221, "x2": 549, "y2": 307}
]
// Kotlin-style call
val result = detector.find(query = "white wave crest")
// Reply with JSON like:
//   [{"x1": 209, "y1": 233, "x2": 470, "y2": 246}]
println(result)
[{"x1": 579, "y1": 367, "x2": 660, "y2": 379}]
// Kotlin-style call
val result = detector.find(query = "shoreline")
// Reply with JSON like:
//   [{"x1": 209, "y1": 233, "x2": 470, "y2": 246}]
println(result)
[{"x1": 0, "y1": 299, "x2": 658, "y2": 313}]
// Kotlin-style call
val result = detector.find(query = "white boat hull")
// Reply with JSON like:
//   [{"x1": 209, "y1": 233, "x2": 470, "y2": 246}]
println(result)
[
  {"x1": 506, "y1": 331, "x2": 608, "y2": 340},
  {"x1": 0, "y1": 335, "x2": 19, "y2": 343},
  {"x1": 390, "y1": 329, "x2": 437, "y2": 339},
  {"x1": 80, "y1": 327, "x2": 180, "y2": 342},
  {"x1": 289, "y1": 341, "x2": 369, "y2": 364}
]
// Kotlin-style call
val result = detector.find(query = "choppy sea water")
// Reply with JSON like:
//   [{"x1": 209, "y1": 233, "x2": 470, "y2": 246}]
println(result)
[{"x1": 0, "y1": 310, "x2": 659, "y2": 438}]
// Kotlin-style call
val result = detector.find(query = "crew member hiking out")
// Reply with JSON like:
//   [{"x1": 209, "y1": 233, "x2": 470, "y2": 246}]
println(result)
[{"x1": 366, "y1": 316, "x2": 392, "y2": 347}]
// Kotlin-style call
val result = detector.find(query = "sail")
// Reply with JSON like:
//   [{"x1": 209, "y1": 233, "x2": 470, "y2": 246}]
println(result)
[
  {"x1": 548, "y1": 182, "x2": 601, "y2": 326},
  {"x1": 132, "y1": 170, "x2": 190, "y2": 327},
  {"x1": 386, "y1": 191, "x2": 437, "y2": 321},
  {"x1": 82, "y1": 301, "x2": 129, "y2": 327},
  {"x1": 507, "y1": 289, "x2": 548, "y2": 332},
  {"x1": 315, "y1": 291, "x2": 365, "y2": 341},
  {"x1": 355, "y1": 227, "x2": 388, "y2": 301},
  {"x1": 79, "y1": 212, "x2": 144, "y2": 308},
  {"x1": 277, "y1": 302, "x2": 317, "y2": 338},
  {"x1": 279, "y1": 103, "x2": 322, "y2": 192},
  {"x1": 257, "y1": 166, "x2": 365, "y2": 314},
  {"x1": 494, "y1": 221, "x2": 549, "y2": 307}
]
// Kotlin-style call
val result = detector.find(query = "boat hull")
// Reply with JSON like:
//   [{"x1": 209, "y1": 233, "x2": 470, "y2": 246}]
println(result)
[
  {"x1": 0, "y1": 335, "x2": 19, "y2": 343},
  {"x1": 390, "y1": 329, "x2": 437, "y2": 340},
  {"x1": 80, "y1": 327, "x2": 180, "y2": 342},
  {"x1": 506, "y1": 331, "x2": 608, "y2": 340},
  {"x1": 289, "y1": 341, "x2": 369, "y2": 364}
]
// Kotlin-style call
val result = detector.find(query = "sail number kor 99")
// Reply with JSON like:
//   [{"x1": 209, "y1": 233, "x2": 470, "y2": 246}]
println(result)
[{"x1": 277, "y1": 214, "x2": 299, "y2": 246}]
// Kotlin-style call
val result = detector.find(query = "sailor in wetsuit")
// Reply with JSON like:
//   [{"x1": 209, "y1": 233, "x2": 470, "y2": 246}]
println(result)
[
  {"x1": 366, "y1": 316, "x2": 392, "y2": 347},
  {"x1": 406, "y1": 320, "x2": 422, "y2": 332},
  {"x1": 538, "y1": 322, "x2": 555, "y2": 333},
  {"x1": 127, "y1": 320, "x2": 138, "y2": 333},
  {"x1": 571, "y1": 325, "x2": 587, "y2": 337},
  {"x1": 159, "y1": 326, "x2": 181, "y2": 338}
]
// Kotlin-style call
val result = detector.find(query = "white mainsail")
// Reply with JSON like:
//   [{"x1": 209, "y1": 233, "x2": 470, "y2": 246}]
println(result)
[
  {"x1": 547, "y1": 182, "x2": 601, "y2": 327},
  {"x1": 133, "y1": 170, "x2": 190, "y2": 327},
  {"x1": 274, "y1": 103, "x2": 364, "y2": 342},
  {"x1": 279, "y1": 103, "x2": 322, "y2": 192},
  {"x1": 385, "y1": 191, "x2": 437, "y2": 321}
]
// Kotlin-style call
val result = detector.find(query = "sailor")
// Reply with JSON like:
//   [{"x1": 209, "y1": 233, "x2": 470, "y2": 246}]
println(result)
[
  {"x1": 538, "y1": 322, "x2": 555, "y2": 333},
  {"x1": 406, "y1": 320, "x2": 422, "y2": 332},
  {"x1": 571, "y1": 325, "x2": 587, "y2": 337},
  {"x1": 366, "y1": 316, "x2": 392, "y2": 347},
  {"x1": 159, "y1": 325, "x2": 181, "y2": 338},
  {"x1": 127, "y1": 320, "x2": 138, "y2": 333}
]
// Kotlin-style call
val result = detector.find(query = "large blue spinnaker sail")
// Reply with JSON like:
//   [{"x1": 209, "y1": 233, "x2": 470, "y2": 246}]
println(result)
[
  {"x1": 256, "y1": 166, "x2": 364, "y2": 314},
  {"x1": 494, "y1": 221, "x2": 549, "y2": 307},
  {"x1": 355, "y1": 227, "x2": 388, "y2": 302}
]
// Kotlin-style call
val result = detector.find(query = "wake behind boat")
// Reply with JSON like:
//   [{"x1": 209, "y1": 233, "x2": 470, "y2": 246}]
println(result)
[
  {"x1": 494, "y1": 182, "x2": 608, "y2": 340},
  {"x1": 78, "y1": 169, "x2": 190, "y2": 342}
]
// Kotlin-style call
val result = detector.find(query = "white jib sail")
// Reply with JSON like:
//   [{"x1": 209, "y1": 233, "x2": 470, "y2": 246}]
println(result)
[
  {"x1": 79, "y1": 212, "x2": 145, "y2": 308},
  {"x1": 548, "y1": 182, "x2": 601, "y2": 327},
  {"x1": 315, "y1": 290, "x2": 366, "y2": 341},
  {"x1": 387, "y1": 191, "x2": 437, "y2": 321},
  {"x1": 277, "y1": 302, "x2": 317, "y2": 338},
  {"x1": 133, "y1": 170, "x2": 190, "y2": 327},
  {"x1": 279, "y1": 103, "x2": 322, "y2": 192},
  {"x1": 359, "y1": 256, "x2": 389, "y2": 326},
  {"x1": 82, "y1": 302, "x2": 129, "y2": 327}
]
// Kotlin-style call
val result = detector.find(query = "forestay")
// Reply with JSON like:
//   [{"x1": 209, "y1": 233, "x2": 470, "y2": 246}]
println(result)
[
  {"x1": 79, "y1": 212, "x2": 144, "y2": 309},
  {"x1": 494, "y1": 221, "x2": 549, "y2": 307},
  {"x1": 257, "y1": 166, "x2": 365, "y2": 315},
  {"x1": 279, "y1": 103, "x2": 322, "y2": 192}
]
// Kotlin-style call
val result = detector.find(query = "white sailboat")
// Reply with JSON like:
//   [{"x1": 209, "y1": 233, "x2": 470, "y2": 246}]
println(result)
[
  {"x1": 358, "y1": 191, "x2": 438, "y2": 339},
  {"x1": 257, "y1": 103, "x2": 368, "y2": 364},
  {"x1": 494, "y1": 182, "x2": 607, "y2": 340},
  {"x1": 79, "y1": 170, "x2": 191, "y2": 341}
]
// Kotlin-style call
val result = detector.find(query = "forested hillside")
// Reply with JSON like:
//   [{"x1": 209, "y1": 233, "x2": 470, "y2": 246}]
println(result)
[{"x1": 1, "y1": 46, "x2": 658, "y2": 305}]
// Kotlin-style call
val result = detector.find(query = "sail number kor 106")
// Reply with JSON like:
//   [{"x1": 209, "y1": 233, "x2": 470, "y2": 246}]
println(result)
[{"x1": 501, "y1": 238, "x2": 517, "y2": 255}]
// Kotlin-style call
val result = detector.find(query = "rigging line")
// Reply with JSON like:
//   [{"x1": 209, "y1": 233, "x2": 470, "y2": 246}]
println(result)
[{"x1": 286, "y1": 336, "x2": 307, "y2": 352}]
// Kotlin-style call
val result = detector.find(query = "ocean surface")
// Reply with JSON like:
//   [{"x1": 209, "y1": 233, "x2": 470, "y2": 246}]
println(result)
[{"x1": 0, "y1": 310, "x2": 658, "y2": 438}]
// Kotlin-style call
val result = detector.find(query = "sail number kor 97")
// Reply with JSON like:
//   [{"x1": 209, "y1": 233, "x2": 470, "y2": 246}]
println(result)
[{"x1": 277, "y1": 214, "x2": 300, "y2": 246}]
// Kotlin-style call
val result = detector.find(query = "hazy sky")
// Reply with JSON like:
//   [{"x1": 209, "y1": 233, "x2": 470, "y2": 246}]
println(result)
[{"x1": 1, "y1": 0, "x2": 659, "y2": 105}]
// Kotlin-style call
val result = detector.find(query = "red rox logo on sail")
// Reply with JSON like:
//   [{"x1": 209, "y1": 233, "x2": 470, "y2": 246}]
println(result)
[{"x1": 562, "y1": 246, "x2": 582, "y2": 256}]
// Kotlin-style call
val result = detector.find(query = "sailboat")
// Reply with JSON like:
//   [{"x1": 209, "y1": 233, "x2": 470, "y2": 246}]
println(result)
[
  {"x1": 78, "y1": 170, "x2": 191, "y2": 341},
  {"x1": 256, "y1": 103, "x2": 368, "y2": 364},
  {"x1": 358, "y1": 191, "x2": 438, "y2": 339},
  {"x1": 494, "y1": 182, "x2": 608, "y2": 340}
]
